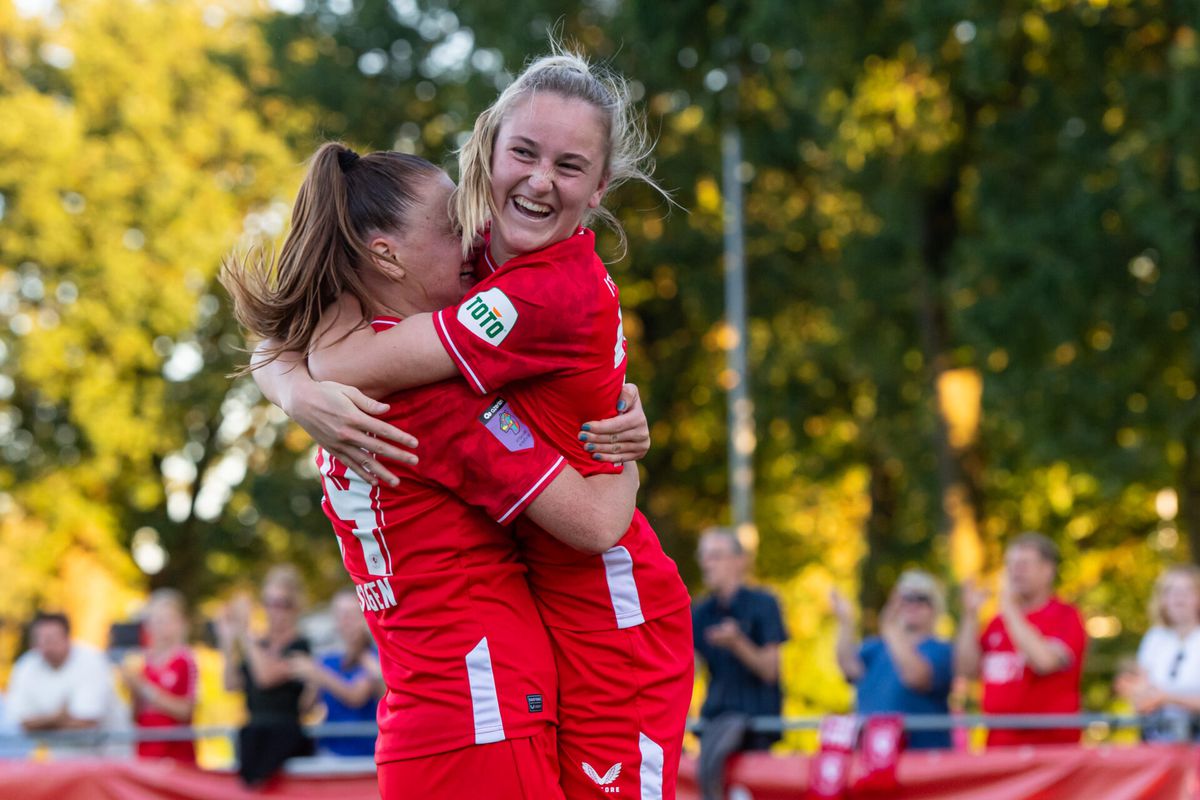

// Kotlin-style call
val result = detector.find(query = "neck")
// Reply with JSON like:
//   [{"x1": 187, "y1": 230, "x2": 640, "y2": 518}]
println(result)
[
  {"x1": 149, "y1": 640, "x2": 179, "y2": 657},
  {"x1": 715, "y1": 582, "x2": 742, "y2": 603},
  {"x1": 488, "y1": 239, "x2": 516, "y2": 269},
  {"x1": 1171, "y1": 620, "x2": 1198, "y2": 636},
  {"x1": 1018, "y1": 590, "x2": 1052, "y2": 611},
  {"x1": 361, "y1": 278, "x2": 433, "y2": 321}
]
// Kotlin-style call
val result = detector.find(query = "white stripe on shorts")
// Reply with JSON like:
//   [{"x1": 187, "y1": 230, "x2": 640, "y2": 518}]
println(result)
[
  {"x1": 465, "y1": 637, "x2": 505, "y2": 744},
  {"x1": 602, "y1": 546, "x2": 645, "y2": 629},
  {"x1": 639, "y1": 732, "x2": 664, "y2": 800}
]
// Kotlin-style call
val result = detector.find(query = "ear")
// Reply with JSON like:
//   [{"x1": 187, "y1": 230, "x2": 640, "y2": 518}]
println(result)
[
  {"x1": 368, "y1": 234, "x2": 406, "y2": 279},
  {"x1": 587, "y1": 172, "x2": 610, "y2": 210}
]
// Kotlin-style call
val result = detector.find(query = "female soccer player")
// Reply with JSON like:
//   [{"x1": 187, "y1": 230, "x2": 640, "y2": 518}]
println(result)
[
  {"x1": 275, "y1": 50, "x2": 694, "y2": 799},
  {"x1": 225, "y1": 143, "x2": 649, "y2": 798}
]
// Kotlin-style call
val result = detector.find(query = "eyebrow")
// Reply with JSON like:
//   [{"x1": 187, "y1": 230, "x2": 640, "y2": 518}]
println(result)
[{"x1": 510, "y1": 135, "x2": 594, "y2": 168}]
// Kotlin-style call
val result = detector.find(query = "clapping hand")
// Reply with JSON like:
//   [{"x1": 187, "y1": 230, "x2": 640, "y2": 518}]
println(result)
[{"x1": 705, "y1": 618, "x2": 744, "y2": 650}]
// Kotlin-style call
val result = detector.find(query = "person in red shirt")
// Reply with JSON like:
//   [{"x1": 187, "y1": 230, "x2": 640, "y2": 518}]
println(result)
[
  {"x1": 226, "y1": 143, "x2": 648, "y2": 799},
  {"x1": 122, "y1": 589, "x2": 198, "y2": 763},
  {"x1": 954, "y1": 532, "x2": 1087, "y2": 746},
  {"x1": 285, "y1": 51, "x2": 693, "y2": 800}
]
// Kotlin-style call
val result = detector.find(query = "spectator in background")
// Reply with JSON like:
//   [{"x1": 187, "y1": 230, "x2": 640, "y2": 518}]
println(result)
[
  {"x1": 122, "y1": 589, "x2": 198, "y2": 762},
  {"x1": 832, "y1": 571, "x2": 953, "y2": 749},
  {"x1": 693, "y1": 527, "x2": 787, "y2": 800},
  {"x1": 5, "y1": 611, "x2": 128, "y2": 756},
  {"x1": 218, "y1": 565, "x2": 315, "y2": 786},
  {"x1": 289, "y1": 589, "x2": 381, "y2": 757},
  {"x1": 1115, "y1": 565, "x2": 1200, "y2": 741},
  {"x1": 955, "y1": 532, "x2": 1086, "y2": 747}
]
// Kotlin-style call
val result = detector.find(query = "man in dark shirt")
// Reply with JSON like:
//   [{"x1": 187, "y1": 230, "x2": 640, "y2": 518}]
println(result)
[{"x1": 693, "y1": 527, "x2": 787, "y2": 799}]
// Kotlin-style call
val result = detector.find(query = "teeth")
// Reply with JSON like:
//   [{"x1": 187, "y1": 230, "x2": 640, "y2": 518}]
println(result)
[{"x1": 514, "y1": 196, "x2": 551, "y2": 214}]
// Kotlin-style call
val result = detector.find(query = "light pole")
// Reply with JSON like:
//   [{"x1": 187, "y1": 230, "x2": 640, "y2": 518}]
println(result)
[{"x1": 721, "y1": 66, "x2": 756, "y2": 547}]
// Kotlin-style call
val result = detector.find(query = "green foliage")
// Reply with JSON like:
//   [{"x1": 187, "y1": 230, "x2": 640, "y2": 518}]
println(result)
[{"x1": 3, "y1": 0, "x2": 1199, "y2": 720}]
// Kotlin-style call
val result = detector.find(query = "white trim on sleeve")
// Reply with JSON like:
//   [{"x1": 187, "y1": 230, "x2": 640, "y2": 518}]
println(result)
[
  {"x1": 435, "y1": 309, "x2": 488, "y2": 394},
  {"x1": 497, "y1": 456, "x2": 565, "y2": 524}
]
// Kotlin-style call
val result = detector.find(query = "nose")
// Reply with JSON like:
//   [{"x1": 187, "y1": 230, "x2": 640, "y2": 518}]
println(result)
[{"x1": 528, "y1": 164, "x2": 554, "y2": 192}]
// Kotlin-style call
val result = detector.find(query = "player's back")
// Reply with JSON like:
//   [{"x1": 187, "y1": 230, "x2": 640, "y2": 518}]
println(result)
[{"x1": 316, "y1": 376, "x2": 559, "y2": 762}]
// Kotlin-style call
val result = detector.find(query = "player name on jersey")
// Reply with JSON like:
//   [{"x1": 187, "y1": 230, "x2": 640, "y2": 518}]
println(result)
[{"x1": 355, "y1": 578, "x2": 397, "y2": 613}]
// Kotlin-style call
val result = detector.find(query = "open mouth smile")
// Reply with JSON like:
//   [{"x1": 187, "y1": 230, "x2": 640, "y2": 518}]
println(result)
[{"x1": 512, "y1": 195, "x2": 553, "y2": 220}]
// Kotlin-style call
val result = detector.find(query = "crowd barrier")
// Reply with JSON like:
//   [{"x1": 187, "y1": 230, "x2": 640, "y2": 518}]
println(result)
[
  {"x1": 677, "y1": 745, "x2": 1200, "y2": 799},
  {"x1": 1, "y1": 717, "x2": 1198, "y2": 799},
  {"x1": 0, "y1": 746, "x2": 1195, "y2": 799}
]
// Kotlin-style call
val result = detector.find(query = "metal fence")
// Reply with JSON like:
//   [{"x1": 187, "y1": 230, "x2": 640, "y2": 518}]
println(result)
[{"x1": 0, "y1": 712, "x2": 1187, "y2": 756}]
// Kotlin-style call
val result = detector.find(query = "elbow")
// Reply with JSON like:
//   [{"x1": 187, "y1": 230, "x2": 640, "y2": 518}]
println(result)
[
  {"x1": 576, "y1": 532, "x2": 621, "y2": 556},
  {"x1": 573, "y1": 508, "x2": 629, "y2": 555}
]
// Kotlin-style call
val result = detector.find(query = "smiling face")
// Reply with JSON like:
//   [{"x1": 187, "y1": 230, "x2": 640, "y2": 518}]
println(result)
[{"x1": 488, "y1": 91, "x2": 610, "y2": 264}]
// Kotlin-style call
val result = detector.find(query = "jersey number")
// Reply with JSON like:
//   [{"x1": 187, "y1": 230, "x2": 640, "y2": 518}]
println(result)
[{"x1": 319, "y1": 453, "x2": 392, "y2": 577}]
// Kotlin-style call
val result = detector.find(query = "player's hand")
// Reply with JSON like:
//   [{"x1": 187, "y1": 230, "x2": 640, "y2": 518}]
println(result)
[
  {"x1": 286, "y1": 378, "x2": 418, "y2": 486},
  {"x1": 578, "y1": 383, "x2": 651, "y2": 463}
]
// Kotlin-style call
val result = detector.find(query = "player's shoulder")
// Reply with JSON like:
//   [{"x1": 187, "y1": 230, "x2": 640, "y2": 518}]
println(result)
[{"x1": 491, "y1": 230, "x2": 606, "y2": 290}]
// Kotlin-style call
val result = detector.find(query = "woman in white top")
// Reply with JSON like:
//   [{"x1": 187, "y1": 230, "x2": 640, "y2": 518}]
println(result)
[{"x1": 1119, "y1": 565, "x2": 1200, "y2": 741}]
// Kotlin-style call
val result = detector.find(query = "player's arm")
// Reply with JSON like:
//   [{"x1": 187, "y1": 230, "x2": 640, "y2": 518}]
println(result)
[
  {"x1": 308, "y1": 293, "x2": 456, "y2": 395},
  {"x1": 251, "y1": 341, "x2": 419, "y2": 486},
  {"x1": 524, "y1": 463, "x2": 640, "y2": 554}
]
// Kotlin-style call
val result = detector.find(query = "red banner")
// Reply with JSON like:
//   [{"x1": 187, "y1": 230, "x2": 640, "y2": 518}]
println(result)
[
  {"x1": 0, "y1": 745, "x2": 1196, "y2": 800},
  {"x1": 0, "y1": 759, "x2": 379, "y2": 800},
  {"x1": 681, "y1": 744, "x2": 1200, "y2": 800}
]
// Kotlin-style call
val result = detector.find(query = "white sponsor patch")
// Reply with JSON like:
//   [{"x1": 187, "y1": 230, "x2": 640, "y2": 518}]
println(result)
[{"x1": 457, "y1": 288, "x2": 518, "y2": 346}]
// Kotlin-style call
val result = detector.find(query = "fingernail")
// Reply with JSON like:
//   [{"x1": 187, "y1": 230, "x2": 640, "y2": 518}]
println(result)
[
  {"x1": 389, "y1": 478, "x2": 400, "y2": 486},
  {"x1": 581, "y1": 424, "x2": 591, "y2": 432},
  {"x1": 586, "y1": 444, "x2": 595, "y2": 451},
  {"x1": 617, "y1": 401, "x2": 627, "y2": 411},
  {"x1": 592, "y1": 453, "x2": 602, "y2": 460},
  {"x1": 578, "y1": 433, "x2": 588, "y2": 441}
]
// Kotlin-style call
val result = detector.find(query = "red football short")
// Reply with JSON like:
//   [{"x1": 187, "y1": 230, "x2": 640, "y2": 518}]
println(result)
[
  {"x1": 552, "y1": 607, "x2": 694, "y2": 799},
  {"x1": 377, "y1": 724, "x2": 564, "y2": 800}
]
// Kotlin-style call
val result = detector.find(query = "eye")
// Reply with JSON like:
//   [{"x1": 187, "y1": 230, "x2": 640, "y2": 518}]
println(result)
[
  {"x1": 512, "y1": 147, "x2": 534, "y2": 159},
  {"x1": 559, "y1": 162, "x2": 583, "y2": 174}
]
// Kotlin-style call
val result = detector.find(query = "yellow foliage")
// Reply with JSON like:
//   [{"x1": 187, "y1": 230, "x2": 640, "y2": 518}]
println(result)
[{"x1": 0, "y1": 0, "x2": 305, "y2": 642}]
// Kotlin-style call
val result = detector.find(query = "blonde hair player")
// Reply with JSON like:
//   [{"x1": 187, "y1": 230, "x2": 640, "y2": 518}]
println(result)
[
  {"x1": 229, "y1": 141, "x2": 655, "y2": 799},
  {"x1": 258, "y1": 47, "x2": 692, "y2": 799}
]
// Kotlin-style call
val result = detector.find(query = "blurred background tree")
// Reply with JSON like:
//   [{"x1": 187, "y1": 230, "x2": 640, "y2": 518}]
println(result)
[{"x1": 1, "y1": 0, "x2": 1198, "y2": 734}]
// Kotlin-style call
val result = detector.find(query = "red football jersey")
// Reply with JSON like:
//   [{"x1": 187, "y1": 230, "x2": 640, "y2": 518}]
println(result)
[
  {"x1": 135, "y1": 646, "x2": 197, "y2": 762},
  {"x1": 318, "y1": 338, "x2": 565, "y2": 762},
  {"x1": 433, "y1": 229, "x2": 691, "y2": 632},
  {"x1": 979, "y1": 597, "x2": 1086, "y2": 746}
]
